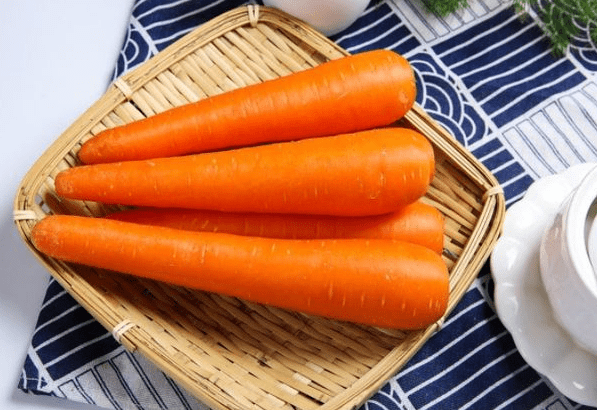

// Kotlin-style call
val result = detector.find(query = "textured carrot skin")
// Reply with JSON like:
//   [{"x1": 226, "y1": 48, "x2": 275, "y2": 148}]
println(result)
[
  {"x1": 106, "y1": 201, "x2": 445, "y2": 254},
  {"x1": 78, "y1": 50, "x2": 417, "y2": 164},
  {"x1": 31, "y1": 215, "x2": 449, "y2": 329},
  {"x1": 56, "y1": 128, "x2": 435, "y2": 216}
]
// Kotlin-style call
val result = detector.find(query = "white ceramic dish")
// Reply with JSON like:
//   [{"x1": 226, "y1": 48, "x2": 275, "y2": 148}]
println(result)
[
  {"x1": 262, "y1": 0, "x2": 369, "y2": 35},
  {"x1": 491, "y1": 163, "x2": 597, "y2": 407},
  {"x1": 588, "y1": 202, "x2": 597, "y2": 282},
  {"x1": 541, "y1": 166, "x2": 597, "y2": 356}
]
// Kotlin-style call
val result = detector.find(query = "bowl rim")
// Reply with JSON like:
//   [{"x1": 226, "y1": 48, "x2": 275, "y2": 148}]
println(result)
[{"x1": 565, "y1": 166, "x2": 597, "y2": 297}]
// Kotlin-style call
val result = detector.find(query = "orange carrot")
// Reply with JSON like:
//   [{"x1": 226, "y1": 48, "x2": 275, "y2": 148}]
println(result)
[
  {"x1": 31, "y1": 215, "x2": 449, "y2": 329},
  {"x1": 56, "y1": 128, "x2": 435, "y2": 217},
  {"x1": 106, "y1": 201, "x2": 445, "y2": 254},
  {"x1": 78, "y1": 50, "x2": 417, "y2": 164}
]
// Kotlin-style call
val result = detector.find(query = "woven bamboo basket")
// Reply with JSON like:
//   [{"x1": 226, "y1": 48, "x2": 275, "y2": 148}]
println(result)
[{"x1": 14, "y1": 5, "x2": 505, "y2": 410}]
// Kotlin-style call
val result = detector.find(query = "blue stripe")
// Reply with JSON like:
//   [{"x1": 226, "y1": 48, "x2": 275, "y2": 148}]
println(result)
[
  {"x1": 469, "y1": 52, "x2": 555, "y2": 101},
  {"x1": 135, "y1": 0, "x2": 207, "y2": 26},
  {"x1": 471, "y1": 138, "x2": 503, "y2": 159},
  {"x1": 365, "y1": 383, "x2": 402, "y2": 410},
  {"x1": 431, "y1": 6, "x2": 588, "y2": 128},
  {"x1": 36, "y1": 321, "x2": 118, "y2": 365},
  {"x1": 461, "y1": 104, "x2": 487, "y2": 145},
  {"x1": 19, "y1": 354, "x2": 42, "y2": 392},
  {"x1": 123, "y1": 27, "x2": 152, "y2": 65},
  {"x1": 46, "y1": 335, "x2": 120, "y2": 380},
  {"x1": 135, "y1": 0, "x2": 240, "y2": 28},
  {"x1": 42, "y1": 279, "x2": 66, "y2": 303},
  {"x1": 571, "y1": 47, "x2": 597, "y2": 71},
  {"x1": 427, "y1": 112, "x2": 467, "y2": 145},
  {"x1": 146, "y1": 0, "x2": 247, "y2": 50},
  {"x1": 407, "y1": 315, "x2": 511, "y2": 383},
  {"x1": 404, "y1": 328, "x2": 519, "y2": 407},
  {"x1": 401, "y1": 289, "x2": 490, "y2": 372},
  {"x1": 476, "y1": 366, "x2": 550, "y2": 410},
  {"x1": 36, "y1": 292, "x2": 80, "y2": 328},
  {"x1": 425, "y1": 349, "x2": 532, "y2": 409},
  {"x1": 493, "y1": 162, "x2": 526, "y2": 185},
  {"x1": 502, "y1": 174, "x2": 535, "y2": 202},
  {"x1": 334, "y1": 3, "x2": 420, "y2": 55},
  {"x1": 481, "y1": 148, "x2": 514, "y2": 171},
  {"x1": 461, "y1": 40, "x2": 549, "y2": 88},
  {"x1": 32, "y1": 306, "x2": 93, "y2": 347},
  {"x1": 502, "y1": 381, "x2": 557, "y2": 409},
  {"x1": 491, "y1": 70, "x2": 586, "y2": 127},
  {"x1": 367, "y1": 24, "x2": 413, "y2": 51},
  {"x1": 425, "y1": 75, "x2": 464, "y2": 120},
  {"x1": 392, "y1": 36, "x2": 421, "y2": 56},
  {"x1": 449, "y1": 21, "x2": 546, "y2": 77},
  {"x1": 432, "y1": 9, "x2": 515, "y2": 57},
  {"x1": 482, "y1": 60, "x2": 580, "y2": 115}
]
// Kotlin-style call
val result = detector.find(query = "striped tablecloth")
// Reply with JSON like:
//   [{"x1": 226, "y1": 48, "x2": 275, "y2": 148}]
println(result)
[{"x1": 19, "y1": 1, "x2": 597, "y2": 409}]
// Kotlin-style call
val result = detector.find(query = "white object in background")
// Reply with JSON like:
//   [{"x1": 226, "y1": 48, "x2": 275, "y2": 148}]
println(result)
[
  {"x1": 540, "y1": 166, "x2": 597, "y2": 356},
  {"x1": 262, "y1": 0, "x2": 369, "y2": 36},
  {"x1": 491, "y1": 162, "x2": 597, "y2": 407},
  {"x1": 586, "y1": 199, "x2": 597, "y2": 290}
]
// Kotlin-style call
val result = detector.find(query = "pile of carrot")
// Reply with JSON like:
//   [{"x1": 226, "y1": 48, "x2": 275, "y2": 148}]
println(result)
[{"x1": 32, "y1": 49, "x2": 450, "y2": 330}]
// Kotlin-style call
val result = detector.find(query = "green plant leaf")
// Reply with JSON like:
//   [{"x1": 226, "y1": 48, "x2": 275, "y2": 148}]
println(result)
[
  {"x1": 420, "y1": 0, "x2": 597, "y2": 56},
  {"x1": 423, "y1": 0, "x2": 469, "y2": 16}
]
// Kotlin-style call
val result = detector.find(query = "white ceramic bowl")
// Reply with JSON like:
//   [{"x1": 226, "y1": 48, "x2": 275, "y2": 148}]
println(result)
[
  {"x1": 540, "y1": 166, "x2": 597, "y2": 356},
  {"x1": 491, "y1": 163, "x2": 597, "y2": 406},
  {"x1": 262, "y1": 0, "x2": 369, "y2": 36}
]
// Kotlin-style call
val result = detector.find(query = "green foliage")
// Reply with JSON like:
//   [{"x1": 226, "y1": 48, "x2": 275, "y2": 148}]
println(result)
[
  {"x1": 422, "y1": 0, "x2": 469, "y2": 16},
  {"x1": 515, "y1": 0, "x2": 597, "y2": 55},
  {"x1": 422, "y1": 0, "x2": 597, "y2": 55}
]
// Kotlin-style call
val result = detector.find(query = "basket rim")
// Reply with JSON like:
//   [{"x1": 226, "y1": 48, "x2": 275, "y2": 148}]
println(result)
[{"x1": 13, "y1": 5, "x2": 506, "y2": 410}]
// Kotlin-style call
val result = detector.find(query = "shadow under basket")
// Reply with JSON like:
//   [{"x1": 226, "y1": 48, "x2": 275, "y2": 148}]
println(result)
[{"x1": 13, "y1": 6, "x2": 505, "y2": 410}]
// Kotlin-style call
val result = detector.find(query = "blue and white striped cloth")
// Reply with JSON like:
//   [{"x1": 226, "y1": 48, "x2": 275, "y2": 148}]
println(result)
[{"x1": 19, "y1": 1, "x2": 597, "y2": 409}]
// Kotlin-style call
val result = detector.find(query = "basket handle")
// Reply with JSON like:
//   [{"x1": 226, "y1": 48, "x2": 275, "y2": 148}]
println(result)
[
  {"x1": 13, "y1": 209, "x2": 39, "y2": 221},
  {"x1": 112, "y1": 77, "x2": 134, "y2": 100},
  {"x1": 112, "y1": 319, "x2": 137, "y2": 343},
  {"x1": 482, "y1": 185, "x2": 504, "y2": 203},
  {"x1": 247, "y1": 4, "x2": 259, "y2": 27}
]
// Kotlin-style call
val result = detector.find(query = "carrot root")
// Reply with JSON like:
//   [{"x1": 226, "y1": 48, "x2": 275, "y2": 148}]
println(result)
[
  {"x1": 31, "y1": 215, "x2": 449, "y2": 329},
  {"x1": 57, "y1": 128, "x2": 435, "y2": 216},
  {"x1": 78, "y1": 49, "x2": 417, "y2": 164},
  {"x1": 106, "y1": 201, "x2": 445, "y2": 254}
]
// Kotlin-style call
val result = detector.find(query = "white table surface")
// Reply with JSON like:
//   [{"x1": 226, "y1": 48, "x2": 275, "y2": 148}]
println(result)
[{"x1": 0, "y1": 1, "x2": 134, "y2": 408}]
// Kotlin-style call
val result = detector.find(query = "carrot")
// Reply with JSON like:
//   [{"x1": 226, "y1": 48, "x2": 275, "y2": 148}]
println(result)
[
  {"x1": 56, "y1": 128, "x2": 435, "y2": 217},
  {"x1": 106, "y1": 201, "x2": 445, "y2": 254},
  {"x1": 78, "y1": 50, "x2": 417, "y2": 164},
  {"x1": 31, "y1": 215, "x2": 449, "y2": 329}
]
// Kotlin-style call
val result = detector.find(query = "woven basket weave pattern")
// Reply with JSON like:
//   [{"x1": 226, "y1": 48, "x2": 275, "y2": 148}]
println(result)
[{"x1": 14, "y1": 6, "x2": 505, "y2": 410}]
